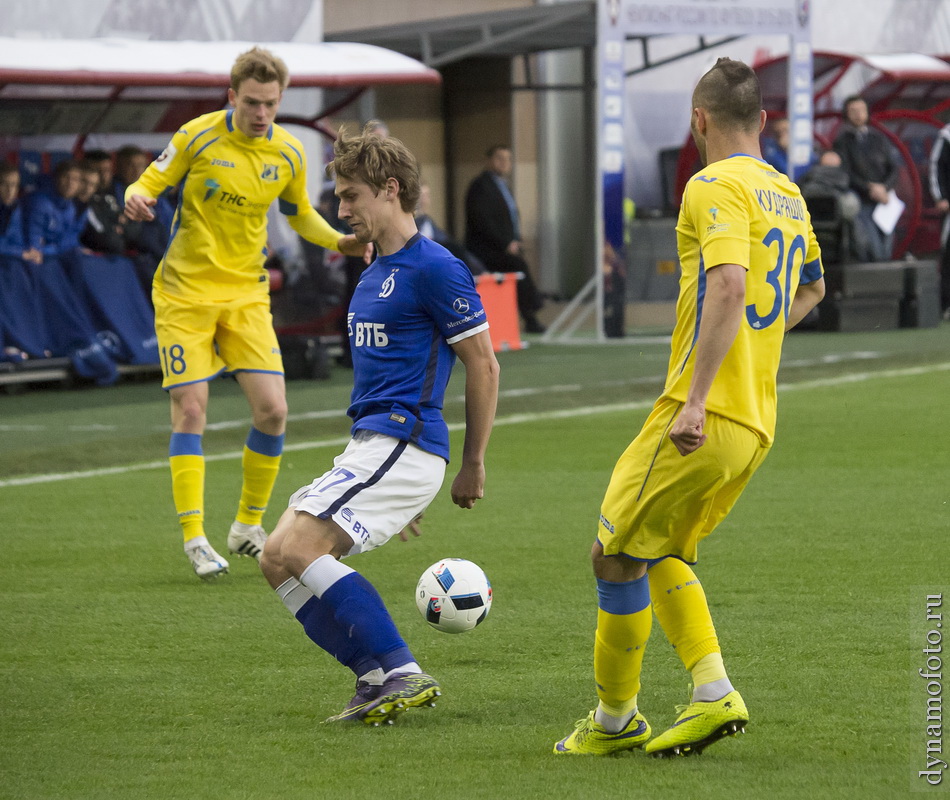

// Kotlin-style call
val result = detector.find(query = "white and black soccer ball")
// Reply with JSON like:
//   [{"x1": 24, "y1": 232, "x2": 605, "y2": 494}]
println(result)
[{"x1": 415, "y1": 558, "x2": 492, "y2": 634}]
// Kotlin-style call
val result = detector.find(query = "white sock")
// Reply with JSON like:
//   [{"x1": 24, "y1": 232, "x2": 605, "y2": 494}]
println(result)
[
  {"x1": 381, "y1": 662, "x2": 422, "y2": 680},
  {"x1": 359, "y1": 668, "x2": 385, "y2": 686},
  {"x1": 184, "y1": 535, "x2": 209, "y2": 552},
  {"x1": 594, "y1": 703, "x2": 636, "y2": 734},
  {"x1": 299, "y1": 553, "x2": 354, "y2": 599},
  {"x1": 275, "y1": 577, "x2": 313, "y2": 616},
  {"x1": 692, "y1": 677, "x2": 734, "y2": 703}
]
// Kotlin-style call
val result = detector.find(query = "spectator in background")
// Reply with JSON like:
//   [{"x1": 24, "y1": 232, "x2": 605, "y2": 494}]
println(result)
[
  {"x1": 762, "y1": 118, "x2": 791, "y2": 176},
  {"x1": 465, "y1": 144, "x2": 546, "y2": 333},
  {"x1": 762, "y1": 118, "x2": 814, "y2": 182},
  {"x1": 76, "y1": 160, "x2": 126, "y2": 255},
  {"x1": 416, "y1": 182, "x2": 485, "y2": 276},
  {"x1": 928, "y1": 121, "x2": 950, "y2": 317},
  {"x1": 0, "y1": 163, "x2": 41, "y2": 263},
  {"x1": 799, "y1": 150, "x2": 862, "y2": 265},
  {"x1": 111, "y1": 145, "x2": 149, "y2": 203},
  {"x1": 84, "y1": 149, "x2": 115, "y2": 196},
  {"x1": 83, "y1": 149, "x2": 128, "y2": 247},
  {"x1": 800, "y1": 150, "x2": 861, "y2": 220},
  {"x1": 17, "y1": 160, "x2": 118, "y2": 383},
  {"x1": 23, "y1": 159, "x2": 86, "y2": 259},
  {"x1": 0, "y1": 163, "x2": 46, "y2": 358},
  {"x1": 833, "y1": 95, "x2": 898, "y2": 262},
  {"x1": 113, "y1": 145, "x2": 173, "y2": 265}
]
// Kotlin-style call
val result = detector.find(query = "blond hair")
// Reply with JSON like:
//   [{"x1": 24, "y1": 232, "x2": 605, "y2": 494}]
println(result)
[
  {"x1": 329, "y1": 122, "x2": 421, "y2": 213},
  {"x1": 231, "y1": 46, "x2": 289, "y2": 92}
]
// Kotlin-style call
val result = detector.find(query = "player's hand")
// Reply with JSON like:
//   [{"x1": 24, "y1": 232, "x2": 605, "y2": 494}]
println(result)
[
  {"x1": 868, "y1": 182, "x2": 889, "y2": 204},
  {"x1": 337, "y1": 234, "x2": 373, "y2": 263},
  {"x1": 398, "y1": 514, "x2": 424, "y2": 542},
  {"x1": 937, "y1": 199, "x2": 950, "y2": 214},
  {"x1": 450, "y1": 463, "x2": 486, "y2": 509},
  {"x1": 125, "y1": 194, "x2": 157, "y2": 222},
  {"x1": 669, "y1": 403, "x2": 707, "y2": 456}
]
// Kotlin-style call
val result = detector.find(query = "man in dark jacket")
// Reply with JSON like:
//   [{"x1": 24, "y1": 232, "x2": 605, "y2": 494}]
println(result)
[
  {"x1": 928, "y1": 122, "x2": 950, "y2": 315},
  {"x1": 465, "y1": 145, "x2": 545, "y2": 332},
  {"x1": 833, "y1": 95, "x2": 898, "y2": 262}
]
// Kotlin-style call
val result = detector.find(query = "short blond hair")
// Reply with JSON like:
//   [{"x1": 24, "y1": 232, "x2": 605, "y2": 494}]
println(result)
[
  {"x1": 231, "y1": 46, "x2": 289, "y2": 92},
  {"x1": 329, "y1": 122, "x2": 421, "y2": 213}
]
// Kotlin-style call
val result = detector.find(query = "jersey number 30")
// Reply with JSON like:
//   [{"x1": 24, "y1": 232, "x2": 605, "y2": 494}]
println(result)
[{"x1": 746, "y1": 227, "x2": 806, "y2": 330}]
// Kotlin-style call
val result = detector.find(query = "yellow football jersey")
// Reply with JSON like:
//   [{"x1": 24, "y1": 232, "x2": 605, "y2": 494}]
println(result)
[
  {"x1": 127, "y1": 109, "x2": 339, "y2": 300},
  {"x1": 664, "y1": 154, "x2": 823, "y2": 445}
]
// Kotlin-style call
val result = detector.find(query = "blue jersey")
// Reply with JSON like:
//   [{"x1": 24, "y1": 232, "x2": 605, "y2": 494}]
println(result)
[{"x1": 347, "y1": 233, "x2": 488, "y2": 461}]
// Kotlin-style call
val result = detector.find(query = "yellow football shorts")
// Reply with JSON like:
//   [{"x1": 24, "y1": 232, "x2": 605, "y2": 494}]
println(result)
[
  {"x1": 598, "y1": 396, "x2": 770, "y2": 564},
  {"x1": 153, "y1": 288, "x2": 283, "y2": 389}
]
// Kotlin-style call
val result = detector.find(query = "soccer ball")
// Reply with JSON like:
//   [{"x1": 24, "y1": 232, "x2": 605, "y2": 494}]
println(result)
[{"x1": 415, "y1": 558, "x2": 492, "y2": 634}]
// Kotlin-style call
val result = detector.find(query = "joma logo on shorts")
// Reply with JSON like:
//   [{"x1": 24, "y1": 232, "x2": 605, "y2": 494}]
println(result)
[{"x1": 599, "y1": 514, "x2": 615, "y2": 533}]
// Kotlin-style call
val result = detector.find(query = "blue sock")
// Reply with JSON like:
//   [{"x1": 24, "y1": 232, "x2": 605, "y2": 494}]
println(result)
[
  {"x1": 295, "y1": 596, "x2": 380, "y2": 677},
  {"x1": 321, "y1": 572, "x2": 414, "y2": 673}
]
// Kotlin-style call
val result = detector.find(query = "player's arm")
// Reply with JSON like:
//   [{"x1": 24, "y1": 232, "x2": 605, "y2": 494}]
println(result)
[
  {"x1": 285, "y1": 206, "x2": 368, "y2": 259},
  {"x1": 448, "y1": 329, "x2": 500, "y2": 509},
  {"x1": 786, "y1": 223, "x2": 826, "y2": 331},
  {"x1": 279, "y1": 145, "x2": 369, "y2": 260},
  {"x1": 669, "y1": 262, "x2": 746, "y2": 456},
  {"x1": 125, "y1": 133, "x2": 190, "y2": 221},
  {"x1": 786, "y1": 278, "x2": 825, "y2": 331}
]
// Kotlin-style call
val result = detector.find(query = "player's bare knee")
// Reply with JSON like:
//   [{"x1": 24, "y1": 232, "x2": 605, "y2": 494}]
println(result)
[
  {"x1": 252, "y1": 397, "x2": 288, "y2": 432},
  {"x1": 280, "y1": 513, "x2": 347, "y2": 576},
  {"x1": 591, "y1": 541, "x2": 646, "y2": 582},
  {"x1": 171, "y1": 396, "x2": 206, "y2": 430},
  {"x1": 259, "y1": 538, "x2": 285, "y2": 587}
]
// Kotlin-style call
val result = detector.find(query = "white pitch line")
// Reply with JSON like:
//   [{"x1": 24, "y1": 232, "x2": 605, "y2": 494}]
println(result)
[
  {"x1": 0, "y1": 351, "x2": 884, "y2": 434},
  {"x1": 1, "y1": 360, "x2": 946, "y2": 490}
]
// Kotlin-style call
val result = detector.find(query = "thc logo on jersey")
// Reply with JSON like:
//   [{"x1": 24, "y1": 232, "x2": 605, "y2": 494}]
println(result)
[{"x1": 204, "y1": 179, "x2": 221, "y2": 201}]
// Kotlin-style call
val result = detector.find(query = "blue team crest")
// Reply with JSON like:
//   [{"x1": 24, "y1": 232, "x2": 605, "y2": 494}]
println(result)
[
  {"x1": 379, "y1": 271, "x2": 396, "y2": 298},
  {"x1": 261, "y1": 164, "x2": 280, "y2": 181}
]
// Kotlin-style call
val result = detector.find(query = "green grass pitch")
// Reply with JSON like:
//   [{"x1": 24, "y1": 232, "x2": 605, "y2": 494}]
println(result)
[{"x1": 1, "y1": 325, "x2": 948, "y2": 799}]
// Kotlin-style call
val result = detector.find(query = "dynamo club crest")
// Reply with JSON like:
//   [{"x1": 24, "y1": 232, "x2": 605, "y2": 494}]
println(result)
[{"x1": 379, "y1": 272, "x2": 396, "y2": 298}]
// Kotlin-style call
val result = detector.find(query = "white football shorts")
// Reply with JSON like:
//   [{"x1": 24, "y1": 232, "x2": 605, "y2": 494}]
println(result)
[{"x1": 288, "y1": 431, "x2": 447, "y2": 556}]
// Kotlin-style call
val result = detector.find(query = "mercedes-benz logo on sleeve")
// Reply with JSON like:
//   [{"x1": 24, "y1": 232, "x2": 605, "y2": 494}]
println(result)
[{"x1": 453, "y1": 297, "x2": 470, "y2": 314}]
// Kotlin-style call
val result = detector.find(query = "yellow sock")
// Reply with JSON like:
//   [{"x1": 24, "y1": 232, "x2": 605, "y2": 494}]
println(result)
[
  {"x1": 236, "y1": 428, "x2": 284, "y2": 526},
  {"x1": 169, "y1": 433, "x2": 205, "y2": 546},
  {"x1": 691, "y1": 652, "x2": 728, "y2": 687},
  {"x1": 593, "y1": 574, "x2": 652, "y2": 717},
  {"x1": 648, "y1": 557, "x2": 721, "y2": 670}
]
